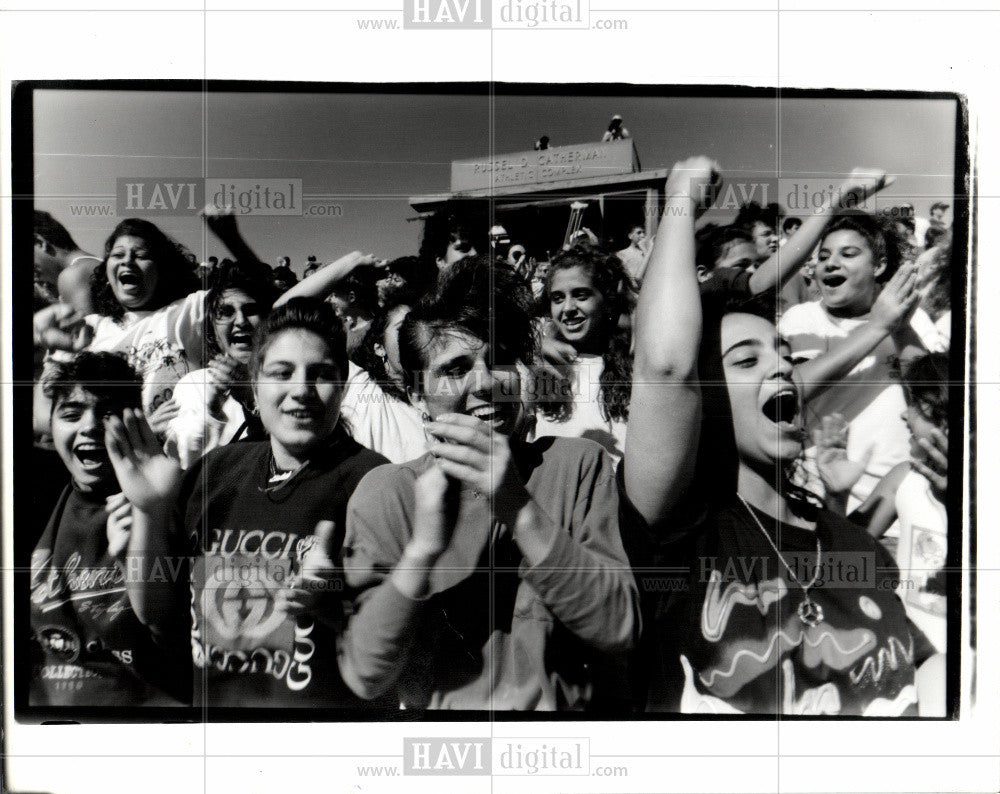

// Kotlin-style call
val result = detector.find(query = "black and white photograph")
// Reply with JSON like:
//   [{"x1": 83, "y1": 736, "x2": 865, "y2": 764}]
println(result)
[{"x1": 1, "y1": 4, "x2": 995, "y2": 794}]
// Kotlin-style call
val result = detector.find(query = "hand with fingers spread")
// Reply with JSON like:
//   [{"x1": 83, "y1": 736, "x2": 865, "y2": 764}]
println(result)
[
  {"x1": 424, "y1": 413, "x2": 531, "y2": 526},
  {"x1": 105, "y1": 492, "x2": 133, "y2": 558},
  {"x1": 838, "y1": 167, "x2": 894, "y2": 210},
  {"x1": 814, "y1": 413, "x2": 874, "y2": 496},
  {"x1": 104, "y1": 408, "x2": 183, "y2": 514},
  {"x1": 870, "y1": 262, "x2": 920, "y2": 332},
  {"x1": 145, "y1": 398, "x2": 180, "y2": 436},
  {"x1": 911, "y1": 426, "x2": 948, "y2": 501}
]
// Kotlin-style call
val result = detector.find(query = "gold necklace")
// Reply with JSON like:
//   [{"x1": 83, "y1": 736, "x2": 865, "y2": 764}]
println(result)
[{"x1": 736, "y1": 494, "x2": 824, "y2": 628}]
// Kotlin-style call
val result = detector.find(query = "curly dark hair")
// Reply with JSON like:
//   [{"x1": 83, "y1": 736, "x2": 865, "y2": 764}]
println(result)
[
  {"x1": 399, "y1": 256, "x2": 536, "y2": 395},
  {"x1": 42, "y1": 351, "x2": 143, "y2": 414},
  {"x1": 418, "y1": 202, "x2": 489, "y2": 267},
  {"x1": 900, "y1": 352, "x2": 950, "y2": 432},
  {"x1": 204, "y1": 259, "x2": 278, "y2": 358},
  {"x1": 90, "y1": 218, "x2": 201, "y2": 321},
  {"x1": 543, "y1": 244, "x2": 636, "y2": 423},
  {"x1": 380, "y1": 255, "x2": 440, "y2": 308},
  {"x1": 820, "y1": 210, "x2": 903, "y2": 284}
]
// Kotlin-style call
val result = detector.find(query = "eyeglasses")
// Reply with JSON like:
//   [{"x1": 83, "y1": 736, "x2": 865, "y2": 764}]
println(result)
[{"x1": 213, "y1": 303, "x2": 262, "y2": 323}]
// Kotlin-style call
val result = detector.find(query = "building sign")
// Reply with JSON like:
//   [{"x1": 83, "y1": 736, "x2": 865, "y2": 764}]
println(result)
[{"x1": 450, "y1": 139, "x2": 638, "y2": 192}]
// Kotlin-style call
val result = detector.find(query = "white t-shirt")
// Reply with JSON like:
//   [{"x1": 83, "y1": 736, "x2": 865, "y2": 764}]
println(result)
[
  {"x1": 891, "y1": 469, "x2": 947, "y2": 653},
  {"x1": 164, "y1": 368, "x2": 250, "y2": 470},
  {"x1": 86, "y1": 290, "x2": 208, "y2": 414},
  {"x1": 340, "y1": 362, "x2": 427, "y2": 464},
  {"x1": 913, "y1": 217, "x2": 931, "y2": 246},
  {"x1": 778, "y1": 301, "x2": 917, "y2": 511},
  {"x1": 616, "y1": 244, "x2": 649, "y2": 283},
  {"x1": 910, "y1": 308, "x2": 950, "y2": 353},
  {"x1": 532, "y1": 354, "x2": 628, "y2": 463}
]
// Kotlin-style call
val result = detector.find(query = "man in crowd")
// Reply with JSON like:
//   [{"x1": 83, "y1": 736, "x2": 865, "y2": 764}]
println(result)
[{"x1": 616, "y1": 223, "x2": 652, "y2": 282}]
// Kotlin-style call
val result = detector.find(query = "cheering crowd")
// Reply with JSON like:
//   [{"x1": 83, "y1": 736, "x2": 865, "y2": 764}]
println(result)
[{"x1": 28, "y1": 156, "x2": 955, "y2": 715}]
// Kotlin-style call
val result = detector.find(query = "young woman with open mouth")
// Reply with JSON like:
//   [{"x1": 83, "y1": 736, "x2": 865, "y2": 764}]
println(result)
[
  {"x1": 36, "y1": 213, "x2": 336, "y2": 422},
  {"x1": 778, "y1": 211, "x2": 947, "y2": 512},
  {"x1": 163, "y1": 260, "x2": 276, "y2": 468},
  {"x1": 618, "y1": 158, "x2": 944, "y2": 716},
  {"x1": 62, "y1": 218, "x2": 207, "y2": 417}
]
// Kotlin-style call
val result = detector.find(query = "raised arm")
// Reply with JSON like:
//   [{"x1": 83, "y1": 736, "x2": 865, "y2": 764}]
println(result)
[
  {"x1": 105, "y1": 409, "x2": 186, "y2": 632},
  {"x1": 795, "y1": 262, "x2": 920, "y2": 402},
  {"x1": 622, "y1": 157, "x2": 714, "y2": 528},
  {"x1": 749, "y1": 168, "x2": 893, "y2": 295},
  {"x1": 202, "y1": 204, "x2": 262, "y2": 265},
  {"x1": 273, "y1": 250, "x2": 383, "y2": 308},
  {"x1": 57, "y1": 259, "x2": 97, "y2": 315}
]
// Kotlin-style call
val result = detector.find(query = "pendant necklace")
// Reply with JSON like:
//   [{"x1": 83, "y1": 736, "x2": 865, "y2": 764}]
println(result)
[
  {"x1": 736, "y1": 493, "x2": 824, "y2": 628},
  {"x1": 260, "y1": 452, "x2": 310, "y2": 495}
]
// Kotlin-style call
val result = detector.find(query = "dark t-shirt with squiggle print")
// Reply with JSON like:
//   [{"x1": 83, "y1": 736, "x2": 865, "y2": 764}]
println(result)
[{"x1": 619, "y1": 482, "x2": 934, "y2": 715}]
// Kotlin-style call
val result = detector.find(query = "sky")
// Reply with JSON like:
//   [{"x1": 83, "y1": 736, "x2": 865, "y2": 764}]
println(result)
[{"x1": 31, "y1": 88, "x2": 958, "y2": 273}]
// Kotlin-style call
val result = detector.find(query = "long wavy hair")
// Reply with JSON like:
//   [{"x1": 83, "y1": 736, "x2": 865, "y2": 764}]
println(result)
[
  {"x1": 543, "y1": 244, "x2": 637, "y2": 423},
  {"x1": 90, "y1": 218, "x2": 200, "y2": 322}
]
